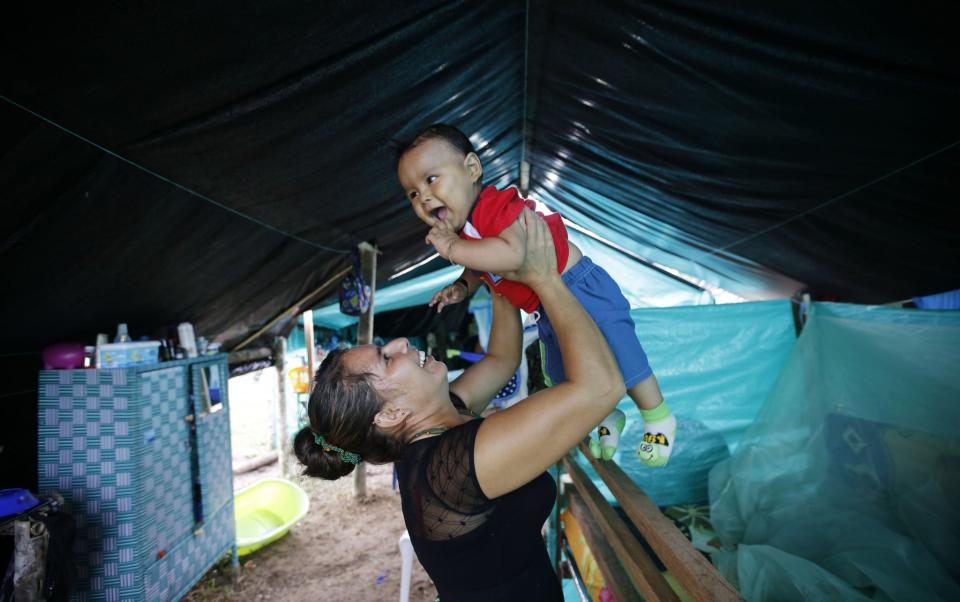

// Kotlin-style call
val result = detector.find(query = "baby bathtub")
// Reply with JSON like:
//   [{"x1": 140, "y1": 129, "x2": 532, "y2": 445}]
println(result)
[{"x1": 234, "y1": 478, "x2": 310, "y2": 556}]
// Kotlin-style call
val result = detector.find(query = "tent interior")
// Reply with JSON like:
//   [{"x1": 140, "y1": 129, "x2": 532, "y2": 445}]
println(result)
[{"x1": 3, "y1": 1, "x2": 958, "y2": 600}]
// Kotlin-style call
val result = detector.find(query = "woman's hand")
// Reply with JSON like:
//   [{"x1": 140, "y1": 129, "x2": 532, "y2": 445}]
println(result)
[
  {"x1": 499, "y1": 207, "x2": 558, "y2": 288},
  {"x1": 428, "y1": 281, "x2": 468, "y2": 313}
]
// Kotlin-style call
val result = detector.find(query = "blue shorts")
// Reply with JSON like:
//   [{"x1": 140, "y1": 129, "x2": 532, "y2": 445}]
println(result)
[{"x1": 536, "y1": 256, "x2": 653, "y2": 389}]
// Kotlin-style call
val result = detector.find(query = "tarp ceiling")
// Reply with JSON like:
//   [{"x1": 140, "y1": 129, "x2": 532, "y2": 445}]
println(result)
[{"x1": 3, "y1": 0, "x2": 958, "y2": 357}]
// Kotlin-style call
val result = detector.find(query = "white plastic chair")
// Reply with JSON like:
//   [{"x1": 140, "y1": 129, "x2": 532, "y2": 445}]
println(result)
[{"x1": 398, "y1": 529, "x2": 413, "y2": 602}]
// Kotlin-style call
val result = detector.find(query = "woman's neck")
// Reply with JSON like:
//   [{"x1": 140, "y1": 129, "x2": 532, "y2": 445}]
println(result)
[{"x1": 404, "y1": 399, "x2": 466, "y2": 443}]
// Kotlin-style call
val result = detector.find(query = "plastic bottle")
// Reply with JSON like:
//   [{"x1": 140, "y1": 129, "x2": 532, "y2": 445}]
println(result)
[
  {"x1": 114, "y1": 323, "x2": 131, "y2": 343},
  {"x1": 177, "y1": 322, "x2": 198, "y2": 358}
]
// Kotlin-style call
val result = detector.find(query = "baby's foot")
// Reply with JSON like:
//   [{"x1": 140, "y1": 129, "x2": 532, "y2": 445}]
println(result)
[
  {"x1": 637, "y1": 401, "x2": 676, "y2": 468},
  {"x1": 589, "y1": 409, "x2": 626, "y2": 460}
]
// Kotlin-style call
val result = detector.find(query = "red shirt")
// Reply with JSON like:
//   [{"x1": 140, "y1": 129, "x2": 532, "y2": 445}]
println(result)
[{"x1": 459, "y1": 186, "x2": 570, "y2": 312}]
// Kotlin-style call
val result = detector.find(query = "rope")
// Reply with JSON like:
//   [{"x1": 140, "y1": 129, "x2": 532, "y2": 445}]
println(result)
[{"x1": 1, "y1": 94, "x2": 351, "y2": 254}]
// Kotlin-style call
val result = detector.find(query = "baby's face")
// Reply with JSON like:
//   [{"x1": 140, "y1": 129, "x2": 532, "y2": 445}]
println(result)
[{"x1": 397, "y1": 138, "x2": 481, "y2": 230}]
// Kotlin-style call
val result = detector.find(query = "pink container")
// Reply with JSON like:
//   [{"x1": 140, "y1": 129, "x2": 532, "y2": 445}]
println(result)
[{"x1": 42, "y1": 343, "x2": 86, "y2": 369}]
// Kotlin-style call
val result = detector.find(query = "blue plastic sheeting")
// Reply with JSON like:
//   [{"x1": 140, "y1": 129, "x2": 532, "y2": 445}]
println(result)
[
  {"x1": 533, "y1": 180, "x2": 803, "y2": 301},
  {"x1": 709, "y1": 303, "x2": 960, "y2": 601},
  {"x1": 567, "y1": 228, "x2": 715, "y2": 308},
  {"x1": 311, "y1": 228, "x2": 712, "y2": 330},
  {"x1": 913, "y1": 288, "x2": 960, "y2": 310},
  {"x1": 311, "y1": 264, "x2": 463, "y2": 330},
  {"x1": 576, "y1": 300, "x2": 796, "y2": 507}
]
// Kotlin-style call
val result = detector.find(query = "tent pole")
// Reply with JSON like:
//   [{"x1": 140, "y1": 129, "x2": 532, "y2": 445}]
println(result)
[
  {"x1": 354, "y1": 241, "x2": 378, "y2": 498},
  {"x1": 303, "y1": 309, "x2": 316, "y2": 389},
  {"x1": 274, "y1": 336, "x2": 290, "y2": 477},
  {"x1": 231, "y1": 265, "x2": 352, "y2": 352}
]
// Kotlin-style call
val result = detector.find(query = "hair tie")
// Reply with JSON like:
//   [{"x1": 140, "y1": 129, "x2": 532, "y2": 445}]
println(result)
[{"x1": 312, "y1": 431, "x2": 361, "y2": 465}]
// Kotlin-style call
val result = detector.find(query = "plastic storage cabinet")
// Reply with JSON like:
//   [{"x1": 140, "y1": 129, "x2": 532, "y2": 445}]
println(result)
[{"x1": 37, "y1": 355, "x2": 236, "y2": 601}]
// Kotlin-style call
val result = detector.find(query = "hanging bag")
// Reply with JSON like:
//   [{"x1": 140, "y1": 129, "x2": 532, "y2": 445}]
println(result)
[{"x1": 339, "y1": 252, "x2": 371, "y2": 316}]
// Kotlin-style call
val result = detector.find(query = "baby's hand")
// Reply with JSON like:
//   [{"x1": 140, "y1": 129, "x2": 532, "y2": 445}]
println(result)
[
  {"x1": 425, "y1": 220, "x2": 459, "y2": 261},
  {"x1": 429, "y1": 282, "x2": 468, "y2": 313}
]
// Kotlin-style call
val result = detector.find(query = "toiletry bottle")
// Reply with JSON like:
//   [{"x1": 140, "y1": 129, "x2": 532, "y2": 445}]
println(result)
[{"x1": 114, "y1": 323, "x2": 131, "y2": 343}]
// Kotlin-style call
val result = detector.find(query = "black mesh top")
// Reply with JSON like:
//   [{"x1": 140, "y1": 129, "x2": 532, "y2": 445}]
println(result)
[{"x1": 396, "y1": 396, "x2": 562, "y2": 601}]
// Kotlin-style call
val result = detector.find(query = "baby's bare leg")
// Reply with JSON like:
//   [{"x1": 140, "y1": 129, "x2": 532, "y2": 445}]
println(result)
[{"x1": 629, "y1": 374, "x2": 664, "y2": 410}]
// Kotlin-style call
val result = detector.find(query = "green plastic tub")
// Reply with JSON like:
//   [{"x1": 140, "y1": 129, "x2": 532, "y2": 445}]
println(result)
[{"x1": 234, "y1": 478, "x2": 310, "y2": 556}]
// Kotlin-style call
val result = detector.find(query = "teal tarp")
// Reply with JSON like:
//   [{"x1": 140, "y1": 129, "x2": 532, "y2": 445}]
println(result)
[
  {"x1": 311, "y1": 231, "x2": 712, "y2": 330},
  {"x1": 709, "y1": 303, "x2": 960, "y2": 601},
  {"x1": 311, "y1": 264, "x2": 463, "y2": 330},
  {"x1": 578, "y1": 300, "x2": 797, "y2": 506}
]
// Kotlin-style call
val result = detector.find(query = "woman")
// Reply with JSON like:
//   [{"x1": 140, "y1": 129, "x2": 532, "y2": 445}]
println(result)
[{"x1": 294, "y1": 209, "x2": 625, "y2": 600}]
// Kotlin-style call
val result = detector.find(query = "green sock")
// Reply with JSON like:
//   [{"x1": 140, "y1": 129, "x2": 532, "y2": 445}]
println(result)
[{"x1": 637, "y1": 401, "x2": 676, "y2": 468}]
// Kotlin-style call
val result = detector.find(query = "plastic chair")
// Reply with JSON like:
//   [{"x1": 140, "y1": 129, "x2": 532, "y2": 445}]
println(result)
[
  {"x1": 288, "y1": 366, "x2": 311, "y2": 394},
  {"x1": 398, "y1": 530, "x2": 413, "y2": 602}
]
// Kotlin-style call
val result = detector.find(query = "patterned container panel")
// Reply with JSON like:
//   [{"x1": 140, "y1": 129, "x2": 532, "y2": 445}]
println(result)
[
  {"x1": 39, "y1": 367, "x2": 143, "y2": 601},
  {"x1": 37, "y1": 355, "x2": 236, "y2": 602},
  {"x1": 192, "y1": 361, "x2": 234, "y2": 515},
  {"x1": 143, "y1": 501, "x2": 235, "y2": 601},
  {"x1": 136, "y1": 366, "x2": 195, "y2": 564}
]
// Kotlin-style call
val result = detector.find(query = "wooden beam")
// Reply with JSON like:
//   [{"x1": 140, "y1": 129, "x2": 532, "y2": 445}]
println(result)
[
  {"x1": 564, "y1": 458, "x2": 680, "y2": 602},
  {"x1": 226, "y1": 346, "x2": 271, "y2": 365},
  {"x1": 565, "y1": 490, "x2": 646, "y2": 602},
  {"x1": 577, "y1": 442, "x2": 743, "y2": 602},
  {"x1": 354, "y1": 241, "x2": 378, "y2": 498},
  {"x1": 231, "y1": 265, "x2": 351, "y2": 352}
]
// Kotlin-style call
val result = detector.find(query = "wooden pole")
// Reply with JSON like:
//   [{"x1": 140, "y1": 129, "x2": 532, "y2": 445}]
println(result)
[
  {"x1": 354, "y1": 241, "x2": 378, "y2": 498},
  {"x1": 303, "y1": 309, "x2": 316, "y2": 388},
  {"x1": 274, "y1": 336, "x2": 289, "y2": 477},
  {"x1": 552, "y1": 461, "x2": 563, "y2": 579}
]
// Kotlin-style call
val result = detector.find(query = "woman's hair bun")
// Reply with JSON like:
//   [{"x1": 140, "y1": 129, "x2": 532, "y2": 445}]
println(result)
[{"x1": 293, "y1": 426, "x2": 356, "y2": 480}]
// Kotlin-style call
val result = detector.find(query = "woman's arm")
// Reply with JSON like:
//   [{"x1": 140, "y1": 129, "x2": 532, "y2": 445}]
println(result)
[
  {"x1": 473, "y1": 209, "x2": 625, "y2": 499},
  {"x1": 449, "y1": 289, "x2": 522, "y2": 414},
  {"x1": 459, "y1": 269, "x2": 483, "y2": 295}
]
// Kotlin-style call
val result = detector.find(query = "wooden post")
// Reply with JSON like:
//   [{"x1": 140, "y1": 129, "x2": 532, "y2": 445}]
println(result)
[
  {"x1": 274, "y1": 336, "x2": 289, "y2": 477},
  {"x1": 303, "y1": 309, "x2": 316, "y2": 388},
  {"x1": 552, "y1": 461, "x2": 563, "y2": 578},
  {"x1": 14, "y1": 518, "x2": 45, "y2": 601},
  {"x1": 354, "y1": 241, "x2": 378, "y2": 498},
  {"x1": 801, "y1": 292, "x2": 812, "y2": 326}
]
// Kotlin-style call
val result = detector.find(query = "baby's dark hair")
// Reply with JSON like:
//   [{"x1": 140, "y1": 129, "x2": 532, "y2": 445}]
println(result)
[
  {"x1": 294, "y1": 348, "x2": 405, "y2": 480},
  {"x1": 393, "y1": 123, "x2": 476, "y2": 166}
]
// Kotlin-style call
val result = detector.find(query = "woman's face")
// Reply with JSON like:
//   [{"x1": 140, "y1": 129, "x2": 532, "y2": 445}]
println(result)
[{"x1": 341, "y1": 337, "x2": 447, "y2": 407}]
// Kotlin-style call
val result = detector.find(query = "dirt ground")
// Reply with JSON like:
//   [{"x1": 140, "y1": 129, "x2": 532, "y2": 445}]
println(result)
[{"x1": 184, "y1": 369, "x2": 437, "y2": 602}]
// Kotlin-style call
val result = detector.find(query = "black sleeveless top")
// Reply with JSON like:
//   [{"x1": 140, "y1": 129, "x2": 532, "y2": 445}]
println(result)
[{"x1": 395, "y1": 395, "x2": 562, "y2": 601}]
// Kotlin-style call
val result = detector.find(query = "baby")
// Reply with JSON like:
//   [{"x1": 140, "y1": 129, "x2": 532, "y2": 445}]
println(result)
[{"x1": 396, "y1": 123, "x2": 675, "y2": 465}]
